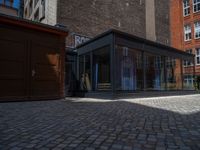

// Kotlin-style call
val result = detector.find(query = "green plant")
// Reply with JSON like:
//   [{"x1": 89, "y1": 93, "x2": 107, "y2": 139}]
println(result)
[{"x1": 194, "y1": 76, "x2": 200, "y2": 90}]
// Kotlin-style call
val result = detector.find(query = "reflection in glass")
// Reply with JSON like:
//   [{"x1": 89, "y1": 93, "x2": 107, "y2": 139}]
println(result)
[
  {"x1": 183, "y1": 58, "x2": 195, "y2": 90},
  {"x1": 145, "y1": 53, "x2": 165, "y2": 90},
  {"x1": 166, "y1": 57, "x2": 182, "y2": 90},
  {"x1": 93, "y1": 46, "x2": 111, "y2": 91},
  {"x1": 79, "y1": 54, "x2": 91, "y2": 91},
  {"x1": 115, "y1": 46, "x2": 143, "y2": 91}
]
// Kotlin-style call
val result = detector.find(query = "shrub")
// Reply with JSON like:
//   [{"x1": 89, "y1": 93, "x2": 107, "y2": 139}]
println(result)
[{"x1": 194, "y1": 76, "x2": 200, "y2": 90}]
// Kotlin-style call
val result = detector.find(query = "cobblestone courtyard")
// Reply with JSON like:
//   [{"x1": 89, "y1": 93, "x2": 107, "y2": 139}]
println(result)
[{"x1": 0, "y1": 95, "x2": 200, "y2": 150}]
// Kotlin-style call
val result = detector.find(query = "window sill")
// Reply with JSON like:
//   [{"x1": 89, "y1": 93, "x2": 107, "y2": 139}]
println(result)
[
  {"x1": 184, "y1": 66, "x2": 194, "y2": 68},
  {"x1": 184, "y1": 15, "x2": 190, "y2": 19},
  {"x1": 193, "y1": 10, "x2": 200, "y2": 15},
  {"x1": 195, "y1": 37, "x2": 200, "y2": 41},
  {"x1": 184, "y1": 40, "x2": 192, "y2": 44}
]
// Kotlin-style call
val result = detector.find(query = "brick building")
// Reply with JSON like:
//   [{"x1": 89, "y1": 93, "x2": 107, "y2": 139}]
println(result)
[
  {"x1": 23, "y1": 0, "x2": 170, "y2": 48},
  {"x1": 170, "y1": 0, "x2": 200, "y2": 87},
  {"x1": 22, "y1": 0, "x2": 196, "y2": 95},
  {"x1": 23, "y1": 0, "x2": 57, "y2": 25}
]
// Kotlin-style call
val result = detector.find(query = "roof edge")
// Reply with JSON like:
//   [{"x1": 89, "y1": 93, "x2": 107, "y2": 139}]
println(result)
[
  {"x1": 0, "y1": 13, "x2": 68, "y2": 36},
  {"x1": 76, "y1": 29, "x2": 194, "y2": 58}
]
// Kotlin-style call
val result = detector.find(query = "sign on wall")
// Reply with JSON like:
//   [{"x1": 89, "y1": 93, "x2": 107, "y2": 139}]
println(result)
[{"x1": 74, "y1": 34, "x2": 90, "y2": 47}]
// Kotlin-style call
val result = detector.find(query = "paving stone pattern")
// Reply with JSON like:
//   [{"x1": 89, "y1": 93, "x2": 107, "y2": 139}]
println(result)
[{"x1": 0, "y1": 95, "x2": 200, "y2": 150}]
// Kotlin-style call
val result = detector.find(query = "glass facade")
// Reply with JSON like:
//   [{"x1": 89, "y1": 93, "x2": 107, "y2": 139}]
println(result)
[
  {"x1": 145, "y1": 53, "x2": 165, "y2": 90},
  {"x1": 182, "y1": 57, "x2": 195, "y2": 90},
  {"x1": 77, "y1": 31, "x2": 195, "y2": 93},
  {"x1": 166, "y1": 58, "x2": 183, "y2": 90},
  {"x1": 79, "y1": 53, "x2": 91, "y2": 91},
  {"x1": 79, "y1": 46, "x2": 110, "y2": 92},
  {"x1": 78, "y1": 46, "x2": 195, "y2": 92},
  {"x1": 115, "y1": 46, "x2": 143, "y2": 91},
  {"x1": 93, "y1": 46, "x2": 111, "y2": 91},
  {"x1": 65, "y1": 53, "x2": 78, "y2": 96}
]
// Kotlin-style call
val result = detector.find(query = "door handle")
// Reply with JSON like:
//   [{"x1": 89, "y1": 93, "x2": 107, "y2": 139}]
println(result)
[{"x1": 32, "y1": 70, "x2": 36, "y2": 77}]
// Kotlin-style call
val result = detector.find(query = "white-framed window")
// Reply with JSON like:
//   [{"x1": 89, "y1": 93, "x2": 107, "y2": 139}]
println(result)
[
  {"x1": 183, "y1": 0, "x2": 190, "y2": 16},
  {"x1": 194, "y1": 21, "x2": 200, "y2": 38},
  {"x1": 41, "y1": 0, "x2": 46, "y2": 19},
  {"x1": 184, "y1": 75, "x2": 194, "y2": 88},
  {"x1": 29, "y1": 0, "x2": 33, "y2": 15},
  {"x1": 184, "y1": 25, "x2": 192, "y2": 41},
  {"x1": 184, "y1": 49, "x2": 193, "y2": 66},
  {"x1": 34, "y1": 8, "x2": 39, "y2": 22},
  {"x1": 196, "y1": 48, "x2": 200, "y2": 64},
  {"x1": 193, "y1": 0, "x2": 200, "y2": 13},
  {"x1": 34, "y1": 0, "x2": 39, "y2": 7}
]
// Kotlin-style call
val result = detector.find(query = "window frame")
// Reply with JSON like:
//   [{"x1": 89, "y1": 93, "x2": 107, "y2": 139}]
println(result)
[
  {"x1": 183, "y1": 49, "x2": 193, "y2": 67},
  {"x1": 196, "y1": 48, "x2": 200, "y2": 65},
  {"x1": 194, "y1": 21, "x2": 200, "y2": 39},
  {"x1": 184, "y1": 75, "x2": 194, "y2": 87},
  {"x1": 184, "y1": 24, "x2": 192, "y2": 41},
  {"x1": 34, "y1": 8, "x2": 39, "y2": 22},
  {"x1": 193, "y1": 0, "x2": 200, "y2": 13},
  {"x1": 183, "y1": 0, "x2": 190, "y2": 16}
]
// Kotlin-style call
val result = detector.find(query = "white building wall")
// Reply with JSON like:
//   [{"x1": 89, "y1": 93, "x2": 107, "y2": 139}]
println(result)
[
  {"x1": 23, "y1": 0, "x2": 57, "y2": 26},
  {"x1": 41, "y1": 0, "x2": 57, "y2": 25}
]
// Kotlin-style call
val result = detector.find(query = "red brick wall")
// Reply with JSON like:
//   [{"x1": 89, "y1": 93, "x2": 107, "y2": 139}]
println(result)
[
  {"x1": 170, "y1": 0, "x2": 184, "y2": 50},
  {"x1": 170, "y1": 0, "x2": 200, "y2": 76}
]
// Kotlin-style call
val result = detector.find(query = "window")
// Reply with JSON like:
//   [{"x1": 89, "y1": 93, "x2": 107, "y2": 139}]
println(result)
[
  {"x1": 41, "y1": 0, "x2": 45, "y2": 19},
  {"x1": 196, "y1": 48, "x2": 200, "y2": 64},
  {"x1": 24, "y1": 8, "x2": 28, "y2": 18},
  {"x1": 194, "y1": 21, "x2": 200, "y2": 38},
  {"x1": 154, "y1": 56, "x2": 162, "y2": 68},
  {"x1": 93, "y1": 47, "x2": 111, "y2": 91},
  {"x1": 184, "y1": 75, "x2": 194, "y2": 88},
  {"x1": 34, "y1": 9, "x2": 39, "y2": 22},
  {"x1": 166, "y1": 57, "x2": 176, "y2": 68},
  {"x1": 34, "y1": 0, "x2": 39, "y2": 7},
  {"x1": 136, "y1": 53, "x2": 142, "y2": 68},
  {"x1": 193, "y1": 0, "x2": 200, "y2": 12},
  {"x1": 79, "y1": 54, "x2": 91, "y2": 91},
  {"x1": 29, "y1": 0, "x2": 33, "y2": 15},
  {"x1": 5, "y1": 0, "x2": 12, "y2": 6},
  {"x1": 184, "y1": 49, "x2": 193, "y2": 66},
  {"x1": 184, "y1": 25, "x2": 192, "y2": 41},
  {"x1": 183, "y1": 0, "x2": 190, "y2": 16}
]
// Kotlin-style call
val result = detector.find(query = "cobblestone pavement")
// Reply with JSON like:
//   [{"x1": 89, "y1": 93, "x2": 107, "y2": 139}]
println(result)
[{"x1": 0, "y1": 95, "x2": 200, "y2": 150}]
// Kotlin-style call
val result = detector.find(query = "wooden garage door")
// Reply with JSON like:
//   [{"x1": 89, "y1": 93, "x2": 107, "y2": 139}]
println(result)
[
  {"x1": 30, "y1": 42, "x2": 61, "y2": 99},
  {"x1": 0, "y1": 27, "x2": 62, "y2": 100},
  {"x1": 0, "y1": 33, "x2": 28, "y2": 100}
]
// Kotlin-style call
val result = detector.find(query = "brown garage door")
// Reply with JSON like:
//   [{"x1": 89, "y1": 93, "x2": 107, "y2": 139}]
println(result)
[
  {"x1": 30, "y1": 42, "x2": 60, "y2": 99},
  {"x1": 0, "y1": 29, "x2": 28, "y2": 100},
  {"x1": 0, "y1": 28, "x2": 62, "y2": 101}
]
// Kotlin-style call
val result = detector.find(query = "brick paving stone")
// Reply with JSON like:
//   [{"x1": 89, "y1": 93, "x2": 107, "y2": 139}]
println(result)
[
  {"x1": 85, "y1": 147, "x2": 95, "y2": 150},
  {"x1": 39, "y1": 148, "x2": 50, "y2": 150},
  {"x1": 156, "y1": 147, "x2": 166, "y2": 150},
  {"x1": 0, "y1": 94, "x2": 200, "y2": 150},
  {"x1": 123, "y1": 146, "x2": 132, "y2": 150},
  {"x1": 111, "y1": 144, "x2": 123, "y2": 149},
  {"x1": 10, "y1": 147, "x2": 23, "y2": 150}
]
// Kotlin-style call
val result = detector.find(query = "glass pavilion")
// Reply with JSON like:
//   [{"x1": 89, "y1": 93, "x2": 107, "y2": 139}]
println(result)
[{"x1": 75, "y1": 29, "x2": 195, "y2": 93}]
